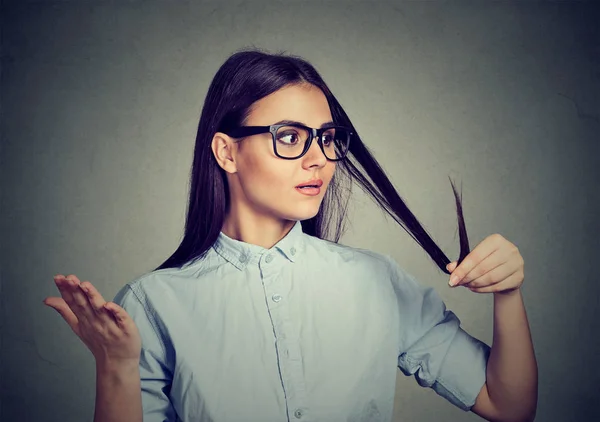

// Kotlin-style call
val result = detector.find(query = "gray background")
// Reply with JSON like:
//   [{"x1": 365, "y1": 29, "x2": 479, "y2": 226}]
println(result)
[{"x1": 1, "y1": 1, "x2": 599, "y2": 421}]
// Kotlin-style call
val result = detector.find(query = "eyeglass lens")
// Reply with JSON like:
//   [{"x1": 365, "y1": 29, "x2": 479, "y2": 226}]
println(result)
[{"x1": 275, "y1": 126, "x2": 349, "y2": 160}]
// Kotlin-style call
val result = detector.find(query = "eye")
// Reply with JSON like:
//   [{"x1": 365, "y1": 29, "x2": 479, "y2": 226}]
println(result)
[
  {"x1": 322, "y1": 130, "x2": 335, "y2": 147},
  {"x1": 277, "y1": 130, "x2": 301, "y2": 146}
]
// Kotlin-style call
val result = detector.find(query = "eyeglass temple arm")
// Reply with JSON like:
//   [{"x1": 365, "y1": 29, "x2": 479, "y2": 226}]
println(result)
[{"x1": 224, "y1": 126, "x2": 271, "y2": 138}]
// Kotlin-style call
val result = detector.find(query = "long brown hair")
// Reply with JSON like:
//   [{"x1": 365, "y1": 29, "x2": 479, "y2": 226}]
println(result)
[{"x1": 155, "y1": 48, "x2": 470, "y2": 274}]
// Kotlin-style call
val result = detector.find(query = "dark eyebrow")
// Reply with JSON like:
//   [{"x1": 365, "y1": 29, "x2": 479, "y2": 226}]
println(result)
[{"x1": 273, "y1": 119, "x2": 335, "y2": 129}]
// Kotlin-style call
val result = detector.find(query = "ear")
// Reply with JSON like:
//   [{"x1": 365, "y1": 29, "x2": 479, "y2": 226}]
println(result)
[{"x1": 211, "y1": 132, "x2": 238, "y2": 174}]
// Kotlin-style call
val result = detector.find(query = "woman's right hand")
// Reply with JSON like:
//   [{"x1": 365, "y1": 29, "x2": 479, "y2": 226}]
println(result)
[{"x1": 44, "y1": 274, "x2": 142, "y2": 365}]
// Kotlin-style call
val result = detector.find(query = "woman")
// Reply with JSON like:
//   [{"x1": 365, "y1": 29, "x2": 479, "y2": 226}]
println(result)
[{"x1": 44, "y1": 49, "x2": 537, "y2": 422}]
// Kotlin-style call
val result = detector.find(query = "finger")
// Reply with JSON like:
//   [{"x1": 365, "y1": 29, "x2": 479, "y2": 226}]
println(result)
[
  {"x1": 79, "y1": 281, "x2": 115, "y2": 325},
  {"x1": 43, "y1": 296, "x2": 80, "y2": 335},
  {"x1": 468, "y1": 271, "x2": 523, "y2": 294},
  {"x1": 465, "y1": 264, "x2": 521, "y2": 289},
  {"x1": 446, "y1": 261, "x2": 458, "y2": 272},
  {"x1": 54, "y1": 275, "x2": 83, "y2": 321},
  {"x1": 78, "y1": 281, "x2": 107, "y2": 313},
  {"x1": 449, "y1": 238, "x2": 502, "y2": 286},
  {"x1": 54, "y1": 274, "x2": 77, "y2": 308},
  {"x1": 60, "y1": 275, "x2": 93, "y2": 324},
  {"x1": 103, "y1": 302, "x2": 131, "y2": 332},
  {"x1": 455, "y1": 252, "x2": 506, "y2": 287},
  {"x1": 459, "y1": 243, "x2": 518, "y2": 287}
]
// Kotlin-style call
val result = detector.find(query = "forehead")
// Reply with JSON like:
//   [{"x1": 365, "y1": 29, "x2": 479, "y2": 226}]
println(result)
[{"x1": 246, "y1": 83, "x2": 332, "y2": 126}]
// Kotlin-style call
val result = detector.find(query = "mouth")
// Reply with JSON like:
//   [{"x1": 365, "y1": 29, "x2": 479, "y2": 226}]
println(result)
[
  {"x1": 296, "y1": 179, "x2": 323, "y2": 189},
  {"x1": 295, "y1": 179, "x2": 323, "y2": 196},
  {"x1": 295, "y1": 186, "x2": 321, "y2": 196}
]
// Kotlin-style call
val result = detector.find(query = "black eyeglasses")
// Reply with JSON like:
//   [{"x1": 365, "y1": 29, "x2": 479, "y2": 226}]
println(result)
[{"x1": 221, "y1": 123, "x2": 353, "y2": 161}]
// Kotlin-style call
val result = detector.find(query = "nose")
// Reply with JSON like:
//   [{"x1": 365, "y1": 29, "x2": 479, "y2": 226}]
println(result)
[{"x1": 302, "y1": 136, "x2": 328, "y2": 168}]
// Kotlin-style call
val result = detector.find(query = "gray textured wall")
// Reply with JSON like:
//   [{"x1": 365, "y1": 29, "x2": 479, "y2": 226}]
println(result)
[{"x1": 1, "y1": 1, "x2": 598, "y2": 421}]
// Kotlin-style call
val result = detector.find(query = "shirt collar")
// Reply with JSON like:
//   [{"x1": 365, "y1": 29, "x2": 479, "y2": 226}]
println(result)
[{"x1": 212, "y1": 220, "x2": 305, "y2": 270}]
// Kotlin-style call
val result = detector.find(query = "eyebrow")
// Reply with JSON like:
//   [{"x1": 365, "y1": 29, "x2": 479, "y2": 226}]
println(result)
[{"x1": 272, "y1": 119, "x2": 335, "y2": 129}]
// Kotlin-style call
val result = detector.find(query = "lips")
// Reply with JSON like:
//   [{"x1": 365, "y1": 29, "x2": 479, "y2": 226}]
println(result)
[{"x1": 296, "y1": 179, "x2": 323, "y2": 188}]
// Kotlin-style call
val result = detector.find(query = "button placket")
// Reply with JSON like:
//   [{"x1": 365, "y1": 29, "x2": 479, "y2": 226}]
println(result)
[{"x1": 259, "y1": 251, "x2": 309, "y2": 421}]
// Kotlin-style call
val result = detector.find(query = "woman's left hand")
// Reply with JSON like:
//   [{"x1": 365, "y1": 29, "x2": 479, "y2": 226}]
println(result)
[{"x1": 446, "y1": 233, "x2": 524, "y2": 294}]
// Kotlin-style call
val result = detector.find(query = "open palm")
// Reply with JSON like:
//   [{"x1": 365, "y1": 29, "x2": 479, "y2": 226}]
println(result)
[{"x1": 44, "y1": 274, "x2": 141, "y2": 364}]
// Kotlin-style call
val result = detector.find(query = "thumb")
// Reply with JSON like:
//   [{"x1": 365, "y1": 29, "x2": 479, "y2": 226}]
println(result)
[
  {"x1": 44, "y1": 297, "x2": 79, "y2": 329},
  {"x1": 446, "y1": 261, "x2": 458, "y2": 272}
]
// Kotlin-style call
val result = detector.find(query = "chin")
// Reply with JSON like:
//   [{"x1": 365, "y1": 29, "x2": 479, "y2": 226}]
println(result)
[
  {"x1": 279, "y1": 204, "x2": 322, "y2": 222},
  {"x1": 270, "y1": 189, "x2": 328, "y2": 222}
]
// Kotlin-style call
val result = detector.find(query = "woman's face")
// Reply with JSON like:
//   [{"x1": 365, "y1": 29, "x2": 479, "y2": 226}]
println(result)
[{"x1": 215, "y1": 83, "x2": 337, "y2": 224}]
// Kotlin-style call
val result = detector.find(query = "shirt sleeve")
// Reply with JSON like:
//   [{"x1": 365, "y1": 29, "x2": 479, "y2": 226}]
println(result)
[
  {"x1": 113, "y1": 283, "x2": 178, "y2": 422},
  {"x1": 386, "y1": 256, "x2": 491, "y2": 411}
]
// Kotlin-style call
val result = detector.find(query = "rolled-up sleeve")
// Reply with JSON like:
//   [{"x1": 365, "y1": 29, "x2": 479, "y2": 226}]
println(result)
[
  {"x1": 387, "y1": 257, "x2": 491, "y2": 410},
  {"x1": 113, "y1": 283, "x2": 178, "y2": 422}
]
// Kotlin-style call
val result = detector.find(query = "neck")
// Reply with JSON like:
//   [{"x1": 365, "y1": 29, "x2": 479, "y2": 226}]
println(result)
[{"x1": 221, "y1": 207, "x2": 296, "y2": 249}]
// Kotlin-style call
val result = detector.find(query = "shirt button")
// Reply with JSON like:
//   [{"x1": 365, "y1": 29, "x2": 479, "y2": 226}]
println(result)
[
  {"x1": 294, "y1": 409, "x2": 303, "y2": 419},
  {"x1": 265, "y1": 254, "x2": 274, "y2": 263},
  {"x1": 272, "y1": 294, "x2": 282, "y2": 302},
  {"x1": 239, "y1": 255, "x2": 247, "y2": 263},
  {"x1": 290, "y1": 247, "x2": 296, "y2": 256}
]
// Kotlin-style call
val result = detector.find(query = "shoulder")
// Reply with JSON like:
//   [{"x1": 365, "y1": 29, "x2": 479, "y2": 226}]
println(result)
[
  {"x1": 114, "y1": 249, "x2": 222, "y2": 305},
  {"x1": 302, "y1": 234, "x2": 423, "y2": 287},
  {"x1": 301, "y1": 232, "x2": 395, "y2": 272}
]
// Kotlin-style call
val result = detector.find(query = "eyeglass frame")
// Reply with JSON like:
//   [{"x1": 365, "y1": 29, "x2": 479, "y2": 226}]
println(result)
[{"x1": 220, "y1": 123, "x2": 353, "y2": 161}]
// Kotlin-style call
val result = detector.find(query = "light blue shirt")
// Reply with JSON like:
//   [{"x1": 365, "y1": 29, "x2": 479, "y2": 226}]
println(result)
[{"x1": 113, "y1": 220, "x2": 490, "y2": 422}]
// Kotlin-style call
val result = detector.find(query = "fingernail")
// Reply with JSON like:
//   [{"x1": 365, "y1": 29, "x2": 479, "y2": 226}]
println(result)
[{"x1": 449, "y1": 275, "x2": 458, "y2": 286}]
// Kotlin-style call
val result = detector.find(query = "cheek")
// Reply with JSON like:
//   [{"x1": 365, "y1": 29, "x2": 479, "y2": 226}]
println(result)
[
  {"x1": 238, "y1": 156, "x2": 293, "y2": 196},
  {"x1": 323, "y1": 162, "x2": 336, "y2": 186}
]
